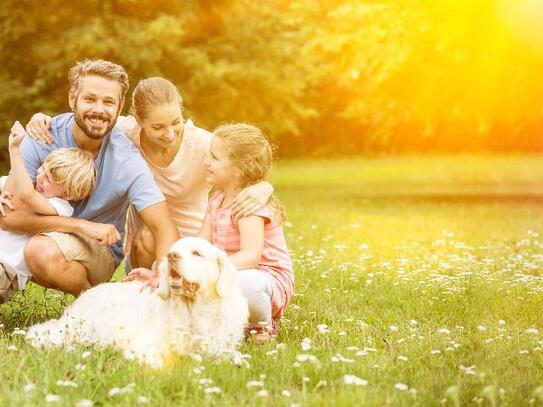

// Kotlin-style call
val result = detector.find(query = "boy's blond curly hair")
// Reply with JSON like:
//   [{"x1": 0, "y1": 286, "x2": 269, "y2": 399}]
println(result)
[{"x1": 43, "y1": 148, "x2": 96, "y2": 200}]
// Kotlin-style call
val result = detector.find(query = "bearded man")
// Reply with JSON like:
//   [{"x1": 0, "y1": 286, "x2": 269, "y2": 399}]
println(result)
[{"x1": 0, "y1": 59, "x2": 178, "y2": 297}]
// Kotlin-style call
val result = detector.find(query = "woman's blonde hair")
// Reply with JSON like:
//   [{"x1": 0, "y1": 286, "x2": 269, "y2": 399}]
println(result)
[
  {"x1": 213, "y1": 123, "x2": 285, "y2": 222},
  {"x1": 129, "y1": 77, "x2": 183, "y2": 120},
  {"x1": 43, "y1": 148, "x2": 96, "y2": 200}
]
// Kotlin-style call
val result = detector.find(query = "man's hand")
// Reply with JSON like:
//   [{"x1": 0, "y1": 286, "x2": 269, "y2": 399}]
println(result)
[
  {"x1": 124, "y1": 267, "x2": 159, "y2": 292},
  {"x1": 80, "y1": 221, "x2": 121, "y2": 246},
  {"x1": 26, "y1": 113, "x2": 53, "y2": 144},
  {"x1": 0, "y1": 191, "x2": 14, "y2": 217},
  {"x1": 8, "y1": 121, "x2": 26, "y2": 151}
]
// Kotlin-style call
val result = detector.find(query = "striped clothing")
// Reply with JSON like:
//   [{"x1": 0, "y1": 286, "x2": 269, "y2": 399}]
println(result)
[{"x1": 208, "y1": 191, "x2": 294, "y2": 321}]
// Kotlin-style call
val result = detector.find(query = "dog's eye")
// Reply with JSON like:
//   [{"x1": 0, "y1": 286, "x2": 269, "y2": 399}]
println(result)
[{"x1": 191, "y1": 250, "x2": 203, "y2": 257}]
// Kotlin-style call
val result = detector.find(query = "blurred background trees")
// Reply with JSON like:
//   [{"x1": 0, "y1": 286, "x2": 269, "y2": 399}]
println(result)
[{"x1": 1, "y1": 0, "x2": 542, "y2": 157}]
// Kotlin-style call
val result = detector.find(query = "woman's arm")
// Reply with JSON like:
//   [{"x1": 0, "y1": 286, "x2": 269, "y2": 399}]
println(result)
[
  {"x1": 228, "y1": 216, "x2": 265, "y2": 270},
  {"x1": 232, "y1": 181, "x2": 274, "y2": 219},
  {"x1": 8, "y1": 122, "x2": 57, "y2": 215},
  {"x1": 196, "y1": 211, "x2": 213, "y2": 242},
  {"x1": 25, "y1": 113, "x2": 53, "y2": 144}
]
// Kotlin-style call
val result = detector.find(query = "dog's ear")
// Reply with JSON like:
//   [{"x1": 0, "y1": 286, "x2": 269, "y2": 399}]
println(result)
[
  {"x1": 155, "y1": 258, "x2": 170, "y2": 300},
  {"x1": 215, "y1": 252, "x2": 236, "y2": 298}
]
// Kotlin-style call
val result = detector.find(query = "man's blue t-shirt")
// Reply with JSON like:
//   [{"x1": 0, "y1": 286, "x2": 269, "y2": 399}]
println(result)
[{"x1": 19, "y1": 113, "x2": 165, "y2": 267}]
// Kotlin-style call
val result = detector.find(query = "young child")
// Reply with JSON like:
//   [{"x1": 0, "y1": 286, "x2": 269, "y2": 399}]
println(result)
[
  {"x1": 0, "y1": 122, "x2": 96, "y2": 303},
  {"x1": 198, "y1": 123, "x2": 294, "y2": 341}
]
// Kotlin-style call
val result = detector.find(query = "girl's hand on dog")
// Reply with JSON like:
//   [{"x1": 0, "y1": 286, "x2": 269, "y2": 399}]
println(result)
[{"x1": 124, "y1": 267, "x2": 159, "y2": 292}]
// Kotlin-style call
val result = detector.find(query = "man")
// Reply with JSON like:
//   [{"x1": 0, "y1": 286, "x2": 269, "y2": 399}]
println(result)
[{"x1": 0, "y1": 59, "x2": 178, "y2": 296}]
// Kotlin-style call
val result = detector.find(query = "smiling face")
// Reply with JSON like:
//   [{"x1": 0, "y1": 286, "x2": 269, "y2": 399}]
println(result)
[
  {"x1": 69, "y1": 75, "x2": 123, "y2": 140},
  {"x1": 205, "y1": 136, "x2": 239, "y2": 189},
  {"x1": 138, "y1": 103, "x2": 184, "y2": 149},
  {"x1": 35, "y1": 165, "x2": 65, "y2": 199}
]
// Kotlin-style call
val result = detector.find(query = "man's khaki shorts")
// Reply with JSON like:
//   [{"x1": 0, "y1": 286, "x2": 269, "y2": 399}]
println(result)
[
  {"x1": 41, "y1": 232, "x2": 116, "y2": 286},
  {"x1": 0, "y1": 262, "x2": 18, "y2": 303}
]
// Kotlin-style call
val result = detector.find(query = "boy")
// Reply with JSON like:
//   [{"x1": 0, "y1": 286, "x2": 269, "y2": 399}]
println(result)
[{"x1": 0, "y1": 122, "x2": 96, "y2": 303}]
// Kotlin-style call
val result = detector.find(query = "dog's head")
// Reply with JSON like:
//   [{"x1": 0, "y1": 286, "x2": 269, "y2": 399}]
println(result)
[{"x1": 155, "y1": 237, "x2": 237, "y2": 300}]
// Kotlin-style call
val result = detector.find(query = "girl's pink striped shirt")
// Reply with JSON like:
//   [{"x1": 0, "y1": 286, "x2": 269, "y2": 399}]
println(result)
[{"x1": 208, "y1": 191, "x2": 294, "y2": 320}]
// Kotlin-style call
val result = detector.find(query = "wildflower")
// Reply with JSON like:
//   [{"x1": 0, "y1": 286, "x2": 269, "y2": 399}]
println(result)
[
  {"x1": 247, "y1": 381, "x2": 264, "y2": 388},
  {"x1": 81, "y1": 351, "x2": 92, "y2": 359},
  {"x1": 527, "y1": 328, "x2": 539, "y2": 335},
  {"x1": 76, "y1": 400, "x2": 94, "y2": 407},
  {"x1": 281, "y1": 390, "x2": 291, "y2": 397},
  {"x1": 56, "y1": 380, "x2": 78, "y2": 388},
  {"x1": 389, "y1": 325, "x2": 399, "y2": 332},
  {"x1": 45, "y1": 394, "x2": 61, "y2": 403},
  {"x1": 296, "y1": 354, "x2": 319, "y2": 364},
  {"x1": 24, "y1": 383, "x2": 36, "y2": 393},
  {"x1": 331, "y1": 354, "x2": 354, "y2": 363},
  {"x1": 204, "y1": 387, "x2": 221, "y2": 395},
  {"x1": 398, "y1": 355, "x2": 408, "y2": 361},
  {"x1": 108, "y1": 388, "x2": 121, "y2": 397},
  {"x1": 301, "y1": 338, "x2": 312, "y2": 351},
  {"x1": 395, "y1": 383, "x2": 409, "y2": 391},
  {"x1": 438, "y1": 328, "x2": 451, "y2": 334},
  {"x1": 256, "y1": 390, "x2": 269, "y2": 397},
  {"x1": 343, "y1": 375, "x2": 368, "y2": 386},
  {"x1": 317, "y1": 324, "x2": 330, "y2": 334},
  {"x1": 191, "y1": 353, "x2": 203, "y2": 363},
  {"x1": 477, "y1": 325, "x2": 487, "y2": 332},
  {"x1": 137, "y1": 397, "x2": 150, "y2": 404}
]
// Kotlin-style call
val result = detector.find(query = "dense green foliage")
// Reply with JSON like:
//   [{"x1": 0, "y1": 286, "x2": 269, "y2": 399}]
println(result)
[
  {"x1": 2, "y1": 155, "x2": 543, "y2": 405},
  {"x1": 1, "y1": 0, "x2": 543, "y2": 156}
]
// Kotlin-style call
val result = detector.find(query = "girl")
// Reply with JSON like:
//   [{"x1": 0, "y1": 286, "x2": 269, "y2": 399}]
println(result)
[{"x1": 199, "y1": 123, "x2": 294, "y2": 340}]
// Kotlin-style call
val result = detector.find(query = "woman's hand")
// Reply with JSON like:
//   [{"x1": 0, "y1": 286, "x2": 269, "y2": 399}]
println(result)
[
  {"x1": 0, "y1": 191, "x2": 14, "y2": 217},
  {"x1": 26, "y1": 113, "x2": 53, "y2": 144},
  {"x1": 232, "y1": 182, "x2": 273, "y2": 219},
  {"x1": 124, "y1": 267, "x2": 159, "y2": 292}
]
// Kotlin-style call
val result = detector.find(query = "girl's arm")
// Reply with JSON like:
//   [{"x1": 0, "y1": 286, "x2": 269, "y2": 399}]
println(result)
[
  {"x1": 196, "y1": 211, "x2": 213, "y2": 242},
  {"x1": 228, "y1": 216, "x2": 265, "y2": 270},
  {"x1": 8, "y1": 122, "x2": 57, "y2": 215}
]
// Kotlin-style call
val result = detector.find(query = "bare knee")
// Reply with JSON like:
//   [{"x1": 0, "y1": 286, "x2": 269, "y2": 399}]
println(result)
[
  {"x1": 24, "y1": 236, "x2": 64, "y2": 278},
  {"x1": 24, "y1": 236, "x2": 89, "y2": 296}
]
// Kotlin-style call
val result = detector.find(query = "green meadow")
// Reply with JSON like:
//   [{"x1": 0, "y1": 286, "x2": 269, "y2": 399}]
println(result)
[{"x1": 1, "y1": 155, "x2": 543, "y2": 406}]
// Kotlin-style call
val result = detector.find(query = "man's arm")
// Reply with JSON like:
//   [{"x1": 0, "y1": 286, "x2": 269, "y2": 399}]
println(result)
[
  {"x1": 0, "y1": 198, "x2": 120, "y2": 245},
  {"x1": 138, "y1": 202, "x2": 180, "y2": 262}
]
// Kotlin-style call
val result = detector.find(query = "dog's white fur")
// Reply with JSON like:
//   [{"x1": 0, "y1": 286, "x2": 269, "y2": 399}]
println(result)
[{"x1": 26, "y1": 237, "x2": 249, "y2": 366}]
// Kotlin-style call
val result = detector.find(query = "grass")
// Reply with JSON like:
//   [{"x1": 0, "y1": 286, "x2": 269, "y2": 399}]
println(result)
[{"x1": 2, "y1": 154, "x2": 543, "y2": 406}]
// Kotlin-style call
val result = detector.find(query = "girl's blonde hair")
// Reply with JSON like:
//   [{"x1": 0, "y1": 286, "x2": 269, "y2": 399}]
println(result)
[
  {"x1": 129, "y1": 77, "x2": 183, "y2": 120},
  {"x1": 43, "y1": 148, "x2": 96, "y2": 200},
  {"x1": 213, "y1": 123, "x2": 285, "y2": 222}
]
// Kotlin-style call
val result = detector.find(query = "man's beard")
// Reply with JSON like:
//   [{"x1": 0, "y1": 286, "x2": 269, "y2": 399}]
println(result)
[{"x1": 73, "y1": 110, "x2": 117, "y2": 140}]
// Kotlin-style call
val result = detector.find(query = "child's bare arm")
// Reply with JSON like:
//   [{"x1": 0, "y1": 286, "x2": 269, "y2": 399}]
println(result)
[
  {"x1": 8, "y1": 122, "x2": 57, "y2": 216},
  {"x1": 228, "y1": 216, "x2": 265, "y2": 269}
]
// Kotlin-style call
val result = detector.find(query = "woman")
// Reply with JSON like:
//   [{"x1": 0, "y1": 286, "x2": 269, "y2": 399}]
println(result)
[{"x1": 26, "y1": 77, "x2": 273, "y2": 271}]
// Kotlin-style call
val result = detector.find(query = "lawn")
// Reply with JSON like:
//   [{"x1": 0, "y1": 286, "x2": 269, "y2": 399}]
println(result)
[{"x1": 1, "y1": 154, "x2": 543, "y2": 406}]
